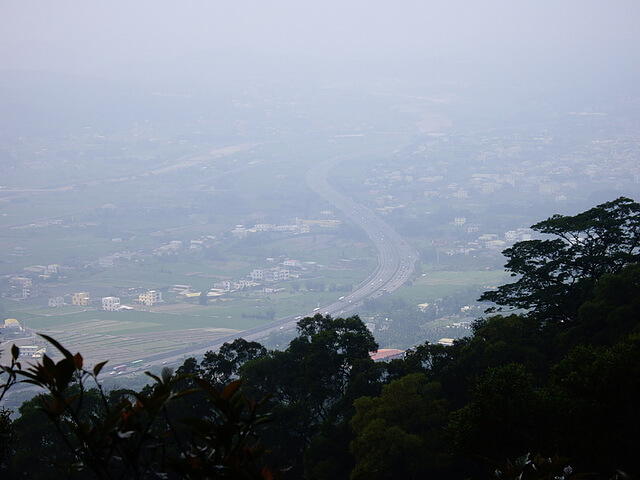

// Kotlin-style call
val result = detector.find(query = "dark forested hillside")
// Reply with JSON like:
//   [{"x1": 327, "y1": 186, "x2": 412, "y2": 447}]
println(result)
[{"x1": 2, "y1": 197, "x2": 640, "y2": 479}]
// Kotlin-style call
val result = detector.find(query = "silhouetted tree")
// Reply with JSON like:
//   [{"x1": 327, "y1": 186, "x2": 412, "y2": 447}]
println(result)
[{"x1": 480, "y1": 197, "x2": 640, "y2": 322}]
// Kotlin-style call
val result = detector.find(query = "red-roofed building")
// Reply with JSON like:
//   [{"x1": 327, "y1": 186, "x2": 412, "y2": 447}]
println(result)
[{"x1": 370, "y1": 349, "x2": 405, "y2": 362}]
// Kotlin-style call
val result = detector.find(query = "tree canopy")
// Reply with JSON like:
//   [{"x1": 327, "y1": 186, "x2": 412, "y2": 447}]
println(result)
[{"x1": 479, "y1": 197, "x2": 640, "y2": 321}]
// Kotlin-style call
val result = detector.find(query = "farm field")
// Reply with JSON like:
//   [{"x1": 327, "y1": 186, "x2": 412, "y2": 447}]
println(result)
[
  {"x1": 1, "y1": 254, "x2": 374, "y2": 365},
  {"x1": 1, "y1": 307, "x2": 249, "y2": 366},
  {"x1": 393, "y1": 267, "x2": 511, "y2": 305},
  {"x1": 7, "y1": 262, "x2": 497, "y2": 362}
]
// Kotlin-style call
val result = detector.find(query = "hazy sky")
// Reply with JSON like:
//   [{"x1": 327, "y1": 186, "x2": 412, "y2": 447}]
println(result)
[{"x1": 2, "y1": 0, "x2": 639, "y2": 84}]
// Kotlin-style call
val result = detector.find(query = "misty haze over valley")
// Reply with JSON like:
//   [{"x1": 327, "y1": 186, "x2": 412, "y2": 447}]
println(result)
[{"x1": 1, "y1": 0, "x2": 639, "y2": 397}]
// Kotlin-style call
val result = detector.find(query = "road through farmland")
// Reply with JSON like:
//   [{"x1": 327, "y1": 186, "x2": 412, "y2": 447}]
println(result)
[{"x1": 137, "y1": 153, "x2": 418, "y2": 367}]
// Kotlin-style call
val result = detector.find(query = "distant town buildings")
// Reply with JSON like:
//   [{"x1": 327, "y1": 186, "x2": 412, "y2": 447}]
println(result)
[
  {"x1": 102, "y1": 296, "x2": 121, "y2": 311},
  {"x1": 48, "y1": 296, "x2": 65, "y2": 308},
  {"x1": 72, "y1": 292, "x2": 90, "y2": 306},
  {"x1": 250, "y1": 269, "x2": 264, "y2": 281},
  {"x1": 230, "y1": 218, "x2": 336, "y2": 239},
  {"x1": 3, "y1": 318, "x2": 22, "y2": 330},
  {"x1": 138, "y1": 290, "x2": 162, "y2": 306},
  {"x1": 23, "y1": 264, "x2": 59, "y2": 275},
  {"x1": 231, "y1": 225, "x2": 247, "y2": 239},
  {"x1": 98, "y1": 257, "x2": 114, "y2": 268},
  {"x1": 171, "y1": 284, "x2": 193, "y2": 295},
  {"x1": 265, "y1": 267, "x2": 290, "y2": 282},
  {"x1": 11, "y1": 277, "x2": 32, "y2": 288},
  {"x1": 250, "y1": 267, "x2": 290, "y2": 282},
  {"x1": 18, "y1": 345, "x2": 47, "y2": 358},
  {"x1": 300, "y1": 219, "x2": 341, "y2": 228}
]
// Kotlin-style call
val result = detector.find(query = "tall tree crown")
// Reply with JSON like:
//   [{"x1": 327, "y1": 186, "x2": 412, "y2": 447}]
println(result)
[{"x1": 479, "y1": 197, "x2": 640, "y2": 321}]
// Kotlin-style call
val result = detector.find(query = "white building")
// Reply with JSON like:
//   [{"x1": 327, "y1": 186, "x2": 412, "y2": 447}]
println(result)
[
  {"x1": 24, "y1": 265, "x2": 47, "y2": 274},
  {"x1": 72, "y1": 292, "x2": 90, "y2": 306},
  {"x1": 231, "y1": 225, "x2": 247, "y2": 238},
  {"x1": 102, "y1": 296, "x2": 121, "y2": 311},
  {"x1": 273, "y1": 224, "x2": 299, "y2": 232},
  {"x1": 172, "y1": 284, "x2": 192, "y2": 294},
  {"x1": 139, "y1": 290, "x2": 162, "y2": 306},
  {"x1": 98, "y1": 257, "x2": 115, "y2": 268},
  {"x1": 264, "y1": 267, "x2": 290, "y2": 282},
  {"x1": 255, "y1": 223, "x2": 275, "y2": 232},
  {"x1": 250, "y1": 267, "x2": 290, "y2": 282},
  {"x1": 10, "y1": 277, "x2": 32, "y2": 287},
  {"x1": 486, "y1": 239, "x2": 507, "y2": 251},
  {"x1": 48, "y1": 296, "x2": 65, "y2": 307},
  {"x1": 250, "y1": 269, "x2": 264, "y2": 281},
  {"x1": 18, "y1": 345, "x2": 47, "y2": 358},
  {"x1": 213, "y1": 281, "x2": 232, "y2": 291}
]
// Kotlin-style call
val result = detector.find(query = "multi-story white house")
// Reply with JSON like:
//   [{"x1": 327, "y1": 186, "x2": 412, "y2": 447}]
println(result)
[
  {"x1": 264, "y1": 267, "x2": 290, "y2": 282},
  {"x1": 72, "y1": 292, "x2": 90, "y2": 306},
  {"x1": 139, "y1": 290, "x2": 162, "y2": 306},
  {"x1": 48, "y1": 296, "x2": 65, "y2": 307},
  {"x1": 102, "y1": 296, "x2": 121, "y2": 311},
  {"x1": 250, "y1": 269, "x2": 264, "y2": 281}
]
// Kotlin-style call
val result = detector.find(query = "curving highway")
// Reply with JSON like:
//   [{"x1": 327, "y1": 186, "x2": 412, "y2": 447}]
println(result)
[
  {"x1": 0, "y1": 154, "x2": 419, "y2": 403},
  {"x1": 112, "y1": 155, "x2": 417, "y2": 367},
  {"x1": 304, "y1": 157, "x2": 417, "y2": 315}
]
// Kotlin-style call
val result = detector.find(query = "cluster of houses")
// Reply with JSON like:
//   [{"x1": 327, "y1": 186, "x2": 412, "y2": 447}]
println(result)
[
  {"x1": 153, "y1": 237, "x2": 214, "y2": 256},
  {"x1": 4, "y1": 240, "x2": 322, "y2": 310},
  {"x1": 5, "y1": 265, "x2": 61, "y2": 299},
  {"x1": 249, "y1": 266, "x2": 291, "y2": 282},
  {"x1": 41, "y1": 256, "x2": 309, "y2": 310},
  {"x1": 0, "y1": 318, "x2": 47, "y2": 358},
  {"x1": 365, "y1": 128, "x2": 640, "y2": 209},
  {"x1": 443, "y1": 227, "x2": 534, "y2": 257},
  {"x1": 45, "y1": 290, "x2": 163, "y2": 311},
  {"x1": 168, "y1": 258, "x2": 307, "y2": 300},
  {"x1": 231, "y1": 216, "x2": 340, "y2": 239},
  {"x1": 3, "y1": 209, "x2": 343, "y2": 306},
  {"x1": 96, "y1": 251, "x2": 134, "y2": 268}
]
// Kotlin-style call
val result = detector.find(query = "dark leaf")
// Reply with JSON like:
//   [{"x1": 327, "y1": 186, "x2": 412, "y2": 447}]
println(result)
[
  {"x1": 93, "y1": 360, "x2": 108, "y2": 377},
  {"x1": 11, "y1": 344, "x2": 20, "y2": 361},
  {"x1": 39, "y1": 334, "x2": 74, "y2": 361}
]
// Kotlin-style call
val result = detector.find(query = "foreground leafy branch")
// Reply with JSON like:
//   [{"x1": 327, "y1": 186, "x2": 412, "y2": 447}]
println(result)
[{"x1": 0, "y1": 335, "x2": 283, "y2": 479}]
